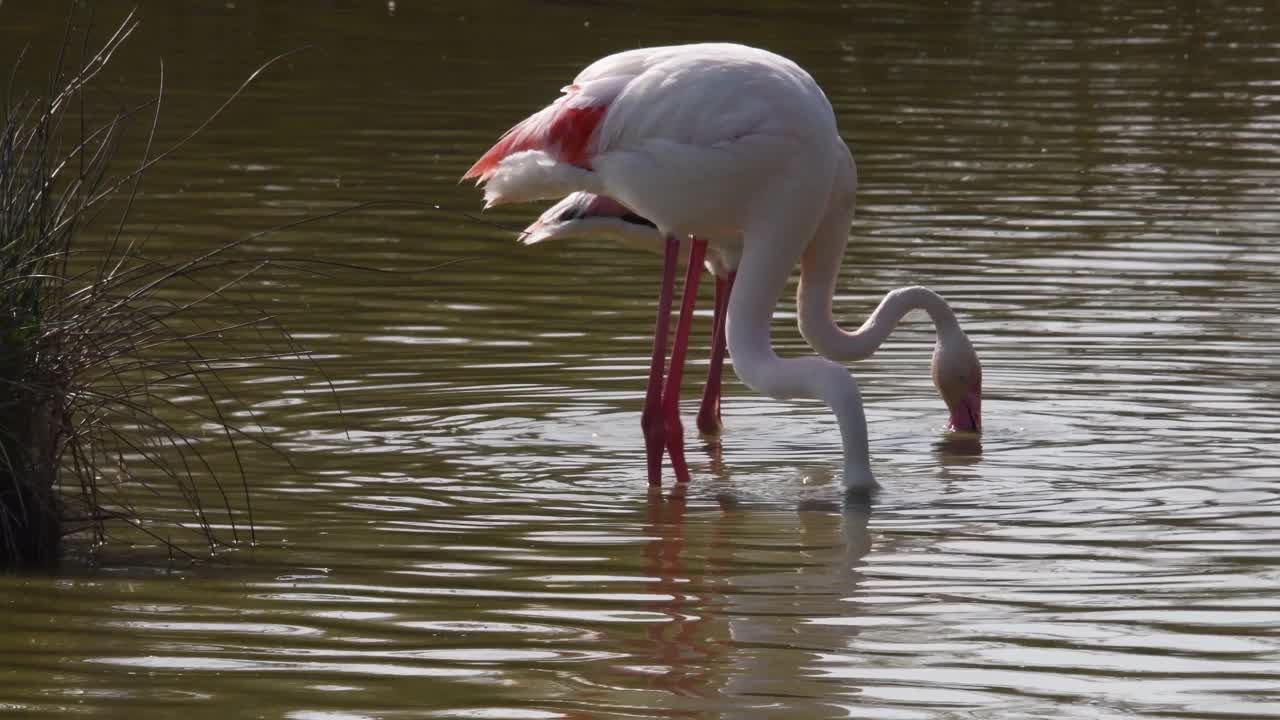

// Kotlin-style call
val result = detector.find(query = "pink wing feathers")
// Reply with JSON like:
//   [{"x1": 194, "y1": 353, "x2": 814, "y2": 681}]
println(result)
[
  {"x1": 463, "y1": 84, "x2": 611, "y2": 182},
  {"x1": 462, "y1": 47, "x2": 673, "y2": 183}
]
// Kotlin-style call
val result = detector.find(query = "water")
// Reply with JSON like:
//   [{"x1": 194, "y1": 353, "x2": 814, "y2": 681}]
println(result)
[{"x1": 2, "y1": 1, "x2": 1279, "y2": 717}]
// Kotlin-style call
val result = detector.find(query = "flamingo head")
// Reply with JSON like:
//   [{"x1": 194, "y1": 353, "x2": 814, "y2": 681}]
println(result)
[
  {"x1": 519, "y1": 192, "x2": 659, "y2": 247},
  {"x1": 931, "y1": 331, "x2": 982, "y2": 433}
]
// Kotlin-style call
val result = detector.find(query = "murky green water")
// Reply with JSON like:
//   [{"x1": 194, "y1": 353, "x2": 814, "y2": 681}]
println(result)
[{"x1": 3, "y1": 1, "x2": 1279, "y2": 717}]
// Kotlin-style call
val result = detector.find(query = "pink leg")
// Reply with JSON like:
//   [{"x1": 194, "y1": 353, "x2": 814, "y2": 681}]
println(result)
[
  {"x1": 662, "y1": 238, "x2": 708, "y2": 484},
  {"x1": 697, "y1": 271, "x2": 736, "y2": 434},
  {"x1": 642, "y1": 235, "x2": 681, "y2": 486}
]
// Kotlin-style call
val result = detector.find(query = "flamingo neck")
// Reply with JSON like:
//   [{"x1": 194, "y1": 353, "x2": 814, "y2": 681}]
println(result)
[
  {"x1": 723, "y1": 187, "x2": 878, "y2": 491},
  {"x1": 800, "y1": 284, "x2": 964, "y2": 362}
]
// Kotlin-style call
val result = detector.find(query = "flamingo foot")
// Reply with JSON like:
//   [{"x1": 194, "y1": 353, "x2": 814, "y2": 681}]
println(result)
[
  {"x1": 695, "y1": 404, "x2": 722, "y2": 436},
  {"x1": 641, "y1": 407, "x2": 668, "y2": 486},
  {"x1": 664, "y1": 413, "x2": 690, "y2": 484}
]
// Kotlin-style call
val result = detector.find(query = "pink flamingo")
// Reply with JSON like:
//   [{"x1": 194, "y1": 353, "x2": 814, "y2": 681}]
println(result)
[{"x1": 465, "y1": 44, "x2": 981, "y2": 491}]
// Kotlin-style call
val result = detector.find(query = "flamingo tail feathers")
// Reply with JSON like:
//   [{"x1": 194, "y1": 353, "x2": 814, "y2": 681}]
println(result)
[
  {"x1": 462, "y1": 81, "x2": 626, "y2": 206},
  {"x1": 463, "y1": 103, "x2": 605, "y2": 180},
  {"x1": 463, "y1": 85, "x2": 609, "y2": 182},
  {"x1": 477, "y1": 150, "x2": 599, "y2": 208}
]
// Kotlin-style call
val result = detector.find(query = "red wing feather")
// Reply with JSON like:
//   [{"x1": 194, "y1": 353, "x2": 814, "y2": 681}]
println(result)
[{"x1": 463, "y1": 87, "x2": 608, "y2": 181}]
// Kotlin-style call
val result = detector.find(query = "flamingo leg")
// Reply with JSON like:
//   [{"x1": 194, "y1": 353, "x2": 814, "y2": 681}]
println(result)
[
  {"x1": 696, "y1": 271, "x2": 736, "y2": 434},
  {"x1": 662, "y1": 237, "x2": 708, "y2": 484},
  {"x1": 642, "y1": 235, "x2": 681, "y2": 486}
]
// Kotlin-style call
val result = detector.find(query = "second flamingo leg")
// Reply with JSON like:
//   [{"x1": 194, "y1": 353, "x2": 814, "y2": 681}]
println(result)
[
  {"x1": 641, "y1": 235, "x2": 681, "y2": 486},
  {"x1": 696, "y1": 271, "x2": 736, "y2": 435},
  {"x1": 661, "y1": 237, "x2": 708, "y2": 484}
]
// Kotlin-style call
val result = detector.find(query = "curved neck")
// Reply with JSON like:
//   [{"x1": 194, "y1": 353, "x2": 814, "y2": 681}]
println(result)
[
  {"x1": 801, "y1": 283, "x2": 963, "y2": 361},
  {"x1": 796, "y1": 198, "x2": 963, "y2": 360},
  {"x1": 724, "y1": 181, "x2": 877, "y2": 490}
]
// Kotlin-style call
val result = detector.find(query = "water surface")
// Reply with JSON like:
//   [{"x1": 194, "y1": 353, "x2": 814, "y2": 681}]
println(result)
[{"x1": 2, "y1": 1, "x2": 1278, "y2": 718}]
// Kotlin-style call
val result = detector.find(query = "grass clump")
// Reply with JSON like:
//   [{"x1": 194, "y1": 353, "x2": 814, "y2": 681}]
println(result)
[{"x1": 2, "y1": 10, "x2": 315, "y2": 568}]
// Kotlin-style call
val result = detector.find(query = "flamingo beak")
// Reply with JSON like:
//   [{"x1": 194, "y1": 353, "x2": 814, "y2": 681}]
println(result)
[
  {"x1": 948, "y1": 386, "x2": 982, "y2": 433},
  {"x1": 519, "y1": 217, "x2": 554, "y2": 245},
  {"x1": 518, "y1": 195, "x2": 585, "y2": 245}
]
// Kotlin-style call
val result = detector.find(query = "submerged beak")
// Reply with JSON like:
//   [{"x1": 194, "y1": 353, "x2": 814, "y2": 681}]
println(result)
[{"x1": 948, "y1": 387, "x2": 982, "y2": 433}]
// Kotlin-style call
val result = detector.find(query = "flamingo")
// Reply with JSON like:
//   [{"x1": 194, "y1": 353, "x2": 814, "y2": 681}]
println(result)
[{"x1": 464, "y1": 43, "x2": 982, "y2": 491}]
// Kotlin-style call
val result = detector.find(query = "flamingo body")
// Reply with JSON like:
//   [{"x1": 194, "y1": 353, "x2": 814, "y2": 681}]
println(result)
[{"x1": 465, "y1": 44, "x2": 844, "y2": 241}]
